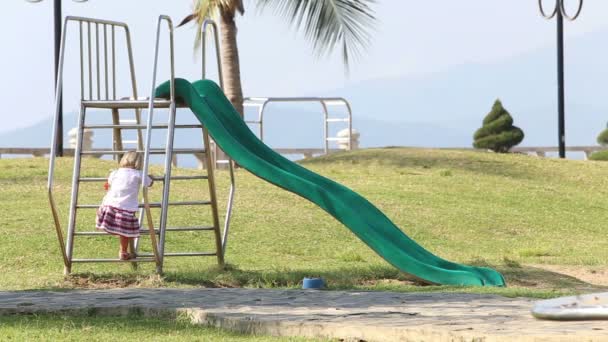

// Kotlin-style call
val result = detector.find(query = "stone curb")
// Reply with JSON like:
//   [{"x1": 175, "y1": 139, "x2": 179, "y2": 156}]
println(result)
[{"x1": 0, "y1": 288, "x2": 607, "y2": 341}]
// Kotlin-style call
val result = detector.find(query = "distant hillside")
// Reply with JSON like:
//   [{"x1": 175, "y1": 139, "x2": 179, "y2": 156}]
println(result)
[
  {"x1": 0, "y1": 108, "x2": 467, "y2": 150},
  {"x1": 318, "y1": 28, "x2": 608, "y2": 148},
  {"x1": 4, "y1": 28, "x2": 608, "y2": 156}
]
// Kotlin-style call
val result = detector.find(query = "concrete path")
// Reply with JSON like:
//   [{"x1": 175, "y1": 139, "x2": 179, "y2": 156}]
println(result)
[{"x1": 0, "y1": 288, "x2": 607, "y2": 341}]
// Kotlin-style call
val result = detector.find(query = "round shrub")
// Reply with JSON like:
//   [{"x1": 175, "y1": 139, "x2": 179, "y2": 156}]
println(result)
[
  {"x1": 473, "y1": 99, "x2": 524, "y2": 153},
  {"x1": 597, "y1": 126, "x2": 608, "y2": 146},
  {"x1": 589, "y1": 150, "x2": 608, "y2": 161}
]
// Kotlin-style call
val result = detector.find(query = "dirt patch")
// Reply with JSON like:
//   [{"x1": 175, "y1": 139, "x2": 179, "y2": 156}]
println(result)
[
  {"x1": 361, "y1": 278, "x2": 426, "y2": 287},
  {"x1": 63, "y1": 274, "x2": 165, "y2": 289},
  {"x1": 530, "y1": 265, "x2": 608, "y2": 287},
  {"x1": 495, "y1": 263, "x2": 608, "y2": 293}
]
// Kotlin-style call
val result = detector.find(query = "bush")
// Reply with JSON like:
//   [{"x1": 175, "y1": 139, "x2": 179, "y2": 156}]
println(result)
[
  {"x1": 597, "y1": 126, "x2": 608, "y2": 146},
  {"x1": 589, "y1": 150, "x2": 608, "y2": 161},
  {"x1": 473, "y1": 99, "x2": 524, "y2": 153}
]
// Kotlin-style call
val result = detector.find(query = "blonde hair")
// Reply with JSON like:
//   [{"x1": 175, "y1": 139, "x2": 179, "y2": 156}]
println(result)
[{"x1": 119, "y1": 151, "x2": 142, "y2": 170}]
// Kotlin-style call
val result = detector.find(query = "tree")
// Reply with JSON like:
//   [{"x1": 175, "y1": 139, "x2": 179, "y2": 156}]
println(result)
[
  {"x1": 179, "y1": 0, "x2": 376, "y2": 116},
  {"x1": 473, "y1": 99, "x2": 524, "y2": 153},
  {"x1": 597, "y1": 122, "x2": 608, "y2": 146}
]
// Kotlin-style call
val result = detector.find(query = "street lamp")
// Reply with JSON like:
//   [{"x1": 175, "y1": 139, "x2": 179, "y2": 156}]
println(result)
[
  {"x1": 538, "y1": 0, "x2": 583, "y2": 159},
  {"x1": 25, "y1": 0, "x2": 89, "y2": 157}
]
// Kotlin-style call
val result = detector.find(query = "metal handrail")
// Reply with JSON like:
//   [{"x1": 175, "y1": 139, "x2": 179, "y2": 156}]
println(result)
[
  {"x1": 222, "y1": 163, "x2": 235, "y2": 256},
  {"x1": 201, "y1": 18, "x2": 227, "y2": 166},
  {"x1": 48, "y1": 15, "x2": 234, "y2": 272},
  {"x1": 73, "y1": 16, "x2": 143, "y2": 146},
  {"x1": 200, "y1": 18, "x2": 234, "y2": 260},
  {"x1": 140, "y1": 15, "x2": 177, "y2": 269},
  {"x1": 201, "y1": 19, "x2": 224, "y2": 90},
  {"x1": 48, "y1": 16, "x2": 141, "y2": 271},
  {"x1": 242, "y1": 97, "x2": 354, "y2": 153}
]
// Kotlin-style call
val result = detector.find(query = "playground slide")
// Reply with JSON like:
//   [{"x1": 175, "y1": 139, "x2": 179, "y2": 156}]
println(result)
[{"x1": 155, "y1": 79, "x2": 506, "y2": 286}]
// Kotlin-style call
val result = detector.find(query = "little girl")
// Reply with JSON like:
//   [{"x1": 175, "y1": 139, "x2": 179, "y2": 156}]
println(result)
[{"x1": 96, "y1": 151, "x2": 154, "y2": 260}]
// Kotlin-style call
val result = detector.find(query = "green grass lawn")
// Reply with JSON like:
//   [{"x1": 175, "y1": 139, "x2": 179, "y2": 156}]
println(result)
[
  {"x1": 1, "y1": 148, "x2": 608, "y2": 299},
  {"x1": 0, "y1": 313, "x2": 321, "y2": 341}
]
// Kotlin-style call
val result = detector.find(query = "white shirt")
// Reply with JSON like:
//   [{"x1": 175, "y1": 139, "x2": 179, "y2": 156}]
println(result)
[{"x1": 102, "y1": 168, "x2": 153, "y2": 212}]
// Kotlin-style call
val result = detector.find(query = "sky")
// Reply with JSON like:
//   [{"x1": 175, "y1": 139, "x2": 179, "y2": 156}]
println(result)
[{"x1": 1, "y1": 0, "x2": 608, "y2": 133}]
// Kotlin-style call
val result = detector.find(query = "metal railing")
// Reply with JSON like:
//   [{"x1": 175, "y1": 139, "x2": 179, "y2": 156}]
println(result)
[
  {"x1": 142, "y1": 16, "x2": 235, "y2": 268},
  {"x1": 3, "y1": 147, "x2": 342, "y2": 161},
  {"x1": 243, "y1": 97, "x2": 353, "y2": 154},
  {"x1": 19, "y1": 145, "x2": 608, "y2": 162},
  {"x1": 201, "y1": 19, "x2": 223, "y2": 89},
  {"x1": 45, "y1": 14, "x2": 238, "y2": 274},
  {"x1": 138, "y1": 14, "x2": 178, "y2": 268},
  {"x1": 201, "y1": 18, "x2": 234, "y2": 259},
  {"x1": 47, "y1": 16, "x2": 142, "y2": 271}
]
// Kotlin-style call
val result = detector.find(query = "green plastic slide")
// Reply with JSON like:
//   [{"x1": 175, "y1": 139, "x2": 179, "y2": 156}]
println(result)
[{"x1": 155, "y1": 79, "x2": 506, "y2": 286}]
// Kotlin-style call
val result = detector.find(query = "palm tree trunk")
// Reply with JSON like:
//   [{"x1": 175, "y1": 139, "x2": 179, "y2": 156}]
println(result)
[{"x1": 219, "y1": 11, "x2": 244, "y2": 117}]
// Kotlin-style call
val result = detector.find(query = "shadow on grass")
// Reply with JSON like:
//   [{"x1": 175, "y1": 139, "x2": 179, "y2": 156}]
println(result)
[
  {"x1": 499, "y1": 265, "x2": 607, "y2": 292},
  {"x1": 60, "y1": 261, "x2": 608, "y2": 299},
  {"x1": 63, "y1": 264, "x2": 409, "y2": 289}
]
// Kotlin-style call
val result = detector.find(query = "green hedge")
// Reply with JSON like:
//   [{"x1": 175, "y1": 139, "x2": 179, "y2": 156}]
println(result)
[
  {"x1": 589, "y1": 150, "x2": 608, "y2": 161},
  {"x1": 597, "y1": 128, "x2": 608, "y2": 146}
]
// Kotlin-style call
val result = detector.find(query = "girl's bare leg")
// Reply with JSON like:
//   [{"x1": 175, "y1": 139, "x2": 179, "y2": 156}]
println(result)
[{"x1": 119, "y1": 236, "x2": 129, "y2": 253}]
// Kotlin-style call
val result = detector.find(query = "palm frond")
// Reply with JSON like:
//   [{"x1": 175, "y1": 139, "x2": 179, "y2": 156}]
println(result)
[
  {"x1": 179, "y1": 0, "x2": 245, "y2": 49},
  {"x1": 256, "y1": 0, "x2": 376, "y2": 68}
]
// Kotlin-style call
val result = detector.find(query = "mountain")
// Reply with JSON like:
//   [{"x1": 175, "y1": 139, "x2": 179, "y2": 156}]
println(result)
[
  {"x1": 0, "y1": 105, "x2": 472, "y2": 168},
  {"x1": 0, "y1": 108, "x2": 462, "y2": 149},
  {"x1": 319, "y1": 28, "x2": 608, "y2": 148},
  {"x1": 3, "y1": 28, "x2": 608, "y2": 162}
]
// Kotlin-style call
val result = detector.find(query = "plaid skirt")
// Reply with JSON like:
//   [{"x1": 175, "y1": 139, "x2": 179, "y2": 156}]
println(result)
[{"x1": 96, "y1": 205, "x2": 140, "y2": 238}]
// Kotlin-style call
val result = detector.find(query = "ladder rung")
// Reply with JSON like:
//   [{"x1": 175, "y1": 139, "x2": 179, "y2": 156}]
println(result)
[
  {"x1": 83, "y1": 124, "x2": 204, "y2": 130},
  {"x1": 122, "y1": 140, "x2": 139, "y2": 145},
  {"x1": 75, "y1": 226, "x2": 215, "y2": 236},
  {"x1": 164, "y1": 226, "x2": 215, "y2": 232},
  {"x1": 79, "y1": 175, "x2": 208, "y2": 183},
  {"x1": 139, "y1": 252, "x2": 216, "y2": 257},
  {"x1": 82, "y1": 99, "x2": 172, "y2": 109},
  {"x1": 326, "y1": 118, "x2": 350, "y2": 122},
  {"x1": 80, "y1": 148, "x2": 205, "y2": 155},
  {"x1": 140, "y1": 226, "x2": 215, "y2": 234},
  {"x1": 76, "y1": 201, "x2": 211, "y2": 209},
  {"x1": 74, "y1": 231, "x2": 107, "y2": 236},
  {"x1": 161, "y1": 201, "x2": 212, "y2": 206},
  {"x1": 71, "y1": 257, "x2": 156, "y2": 263},
  {"x1": 78, "y1": 177, "x2": 111, "y2": 182},
  {"x1": 158, "y1": 175, "x2": 208, "y2": 181},
  {"x1": 119, "y1": 119, "x2": 138, "y2": 124}
]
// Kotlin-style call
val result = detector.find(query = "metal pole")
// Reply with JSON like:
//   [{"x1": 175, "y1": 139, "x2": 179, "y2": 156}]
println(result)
[
  {"x1": 538, "y1": 0, "x2": 583, "y2": 159},
  {"x1": 556, "y1": 10, "x2": 566, "y2": 158},
  {"x1": 26, "y1": 1, "x2": 91, "y2": 156},
  {"x1": 54, "y1": 0, "x2": 63, "y2": 156}
]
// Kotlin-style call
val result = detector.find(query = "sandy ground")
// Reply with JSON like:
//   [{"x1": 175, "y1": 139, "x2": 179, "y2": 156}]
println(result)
[{"x1": 532, "y1": 264, "x2": 608, "y2": 287}]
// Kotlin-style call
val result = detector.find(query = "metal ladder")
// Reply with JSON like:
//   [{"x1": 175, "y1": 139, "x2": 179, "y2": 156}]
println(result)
[
  {"x1": 47, "y1": 16, "x2": 234, "y2": 275},
  {"x1": 133, "y1": 16, "x2": 231, "y2": 272},
  {"x1": 110, "y1": 108, "x2": 144, "y2": 159}
]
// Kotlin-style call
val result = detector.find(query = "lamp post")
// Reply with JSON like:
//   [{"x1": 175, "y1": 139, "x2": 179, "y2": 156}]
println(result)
[
  {"x1": 538, "y1": 0, "x2": 583, "y2": 159},
  {"x1": 25, "y1": 0, "x2": 89, "y2": 157}
]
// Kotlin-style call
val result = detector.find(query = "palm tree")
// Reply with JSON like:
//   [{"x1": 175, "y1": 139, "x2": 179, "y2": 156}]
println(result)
[{"x1": 179, "y1": 0, "x2": 376, "y2": 116}]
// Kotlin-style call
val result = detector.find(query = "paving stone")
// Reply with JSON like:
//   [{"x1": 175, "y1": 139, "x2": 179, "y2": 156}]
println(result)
[{"x1": 0, "y1": 288, "x2": 606, "y2": 341}]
